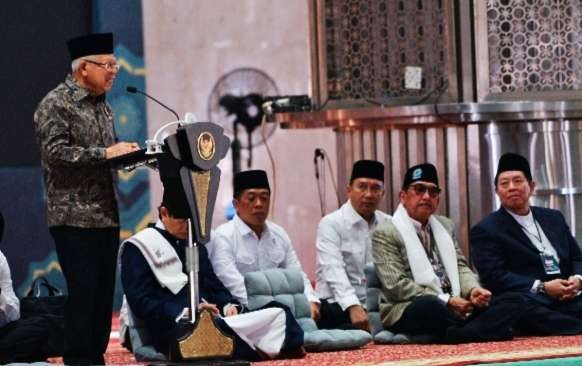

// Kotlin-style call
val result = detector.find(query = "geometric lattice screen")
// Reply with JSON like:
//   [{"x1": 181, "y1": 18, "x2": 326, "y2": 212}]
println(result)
[
  {"x1": 323, "y1": 0, "x2": 454, "y2": 100},
  {"x1": 486, "y1": 0, "x2": 582, "y2": 94}
]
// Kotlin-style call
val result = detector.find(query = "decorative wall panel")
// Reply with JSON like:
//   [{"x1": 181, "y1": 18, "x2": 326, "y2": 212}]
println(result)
[
  {"x1": 322, "y1": 0, "x2": 455, "y2": 101},
  {"x1": 479, "y1": 0, "x2": 582, "y2": 98}
]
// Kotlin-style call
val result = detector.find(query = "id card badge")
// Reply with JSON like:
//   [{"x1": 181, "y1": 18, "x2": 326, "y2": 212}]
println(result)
[{"x1": 540, "y1": 252, "x2": 560, "y2": 275}]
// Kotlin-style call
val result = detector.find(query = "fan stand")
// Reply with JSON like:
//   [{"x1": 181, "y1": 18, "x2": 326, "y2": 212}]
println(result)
[
  {"x1": 231, "y1": 121, "x2": 258, "y2": 174},
  {"x1": 232, "y1": 121, "x2": 242, "y2": 174}
]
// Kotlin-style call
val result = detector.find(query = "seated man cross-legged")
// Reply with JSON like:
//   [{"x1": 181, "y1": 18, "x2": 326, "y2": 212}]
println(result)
[
  {"x1": 0, "y1": 212, "x2": 54, "y2": 363},
  {"x1": 471, "y1": 152, "x2": 582, "y2": 335},
  {"x1": 209, "y1": 170, "x2": 320, "y2": 320},
  {"x1": 372, "y1": 163, "x2": 525, "y2": 343},
  {"x1": 315, "y1": 159, "x2": 390, "y2": 331},
  {"x1": 120, "y1": 185, "x2": 304, "y2": 361}
]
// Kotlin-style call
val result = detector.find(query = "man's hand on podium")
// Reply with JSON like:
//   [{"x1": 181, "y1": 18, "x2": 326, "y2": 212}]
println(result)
[{"x1": 106, "y1": 141, "x2": 140, "y2": 159}]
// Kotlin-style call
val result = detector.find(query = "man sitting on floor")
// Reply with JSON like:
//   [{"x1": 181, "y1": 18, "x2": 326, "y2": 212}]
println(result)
[
  {"x1": 0, "y1": 212, "x2": 52, "y2": 363},
  {"x1": 315, "y1": 160, "x2": 390, "y2": 331},
  {"x1": 209, "y1": 170, "x2": 320, "y2": 320},
  {"x1": 471, "y1": 152, "x2": 582, "y2": 335},
  {"x1": 372, "y1": 163, "x2": 525, "y2": 343},
  {"x1": 120, "y1": 186, "x2": 304, "y2": 360}
]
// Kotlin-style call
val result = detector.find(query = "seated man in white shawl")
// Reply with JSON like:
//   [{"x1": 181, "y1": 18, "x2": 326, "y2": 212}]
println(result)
[
  {"x1": 371, "y1": 163, "x2": 525, "y2": 343},
  {"x1": 120, "y1": 186, "x2": 304, "y2": 360}
]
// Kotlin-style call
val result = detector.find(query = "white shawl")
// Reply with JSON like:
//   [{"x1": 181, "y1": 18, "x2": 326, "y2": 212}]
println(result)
[
  {"x1": 121, "y1": 224, "x2": 188, "y2": 295},
  {"x1": 392, "y1": 204, "x2": 460, "y2": 296}
]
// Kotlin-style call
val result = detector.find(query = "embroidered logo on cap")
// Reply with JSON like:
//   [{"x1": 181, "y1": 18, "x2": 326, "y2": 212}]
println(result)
[{"x1": 412, "y1": 168, "x2": 422, "y2": 180}]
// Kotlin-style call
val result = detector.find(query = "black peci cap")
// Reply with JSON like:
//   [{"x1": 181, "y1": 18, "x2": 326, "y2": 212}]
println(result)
[
  {"x1": 402, "y1": 163, "x2": 439, "y2": 189},
  {"x1": 233, "y1": 170, "x2": 270, "y2": 197},
  {"x1": 158, "y1": 154, "x2": 191, "y2": 219},
  {"x1": 67, "y1": 33, "x2": 114, "y2": 60},
  {"x1": 494, "y1": 153, "x2": 532, "y2": 185},
  {"x1": 350, "y1": 160, "x2": 385, "y2": 183}
]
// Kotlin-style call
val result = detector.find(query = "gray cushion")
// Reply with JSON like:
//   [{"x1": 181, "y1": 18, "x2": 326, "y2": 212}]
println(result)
[
  {"x1": 304, "y1": 329, "x2": 372, "y2": 351},
  {"x1": 120, "y1": 299, "x2": 167, "y2": 361},
  {"x1": 245, "y1": 268, "x2": 372, "y2": 351},
  {"x1": 245, "y1": 269, "x2": 311, "y2": 319},
  {"x1": 365, "y1": 265, "x2": 412, "y2": 344}
]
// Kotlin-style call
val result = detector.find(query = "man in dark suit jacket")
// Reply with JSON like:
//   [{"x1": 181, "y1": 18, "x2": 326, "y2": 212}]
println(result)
[
  {"x1": 471, "y1": 153, "x2": 582, "y2": 335},
  {"x1": 121, "y1": 189, "x2": 304, "y2": 360}
]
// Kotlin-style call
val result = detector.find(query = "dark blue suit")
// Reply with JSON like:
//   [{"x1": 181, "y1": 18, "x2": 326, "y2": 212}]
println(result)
[
  {"x1": 471, "y1": 206, "x2": 582, "y2": 335},
  {"x1": 121, "y1": 225, "x2": 303, "y2": 358},
  {"x1": 121, "y1": 226, "x2": 245, "y2": 355}
]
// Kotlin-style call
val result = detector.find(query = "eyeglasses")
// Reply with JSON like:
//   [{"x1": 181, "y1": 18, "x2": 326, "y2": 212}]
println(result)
[
  {"x1": 409, "y1": 184, "x2": 441, "y2": 198},
  {"x1": 84, "y1": 59, "x2": 120, "y2": 72}
]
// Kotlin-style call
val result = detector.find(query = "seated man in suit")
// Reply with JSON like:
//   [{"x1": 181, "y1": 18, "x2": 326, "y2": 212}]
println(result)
[
  {"x1": 209, "y1": 170, "x2": 320, "y2": 320},
  {"x1": 315, "y1": 160, "x2": 390, "y2": 331},
  {"x1": 471, "y1": 152, "x2": 582, "y2": 335},
  {"x1": 372, "y1": 163, "x2": 524, "y2": 343},
  {"x1": 120, "y1": 187, "x2": 304, "y2": 360}
]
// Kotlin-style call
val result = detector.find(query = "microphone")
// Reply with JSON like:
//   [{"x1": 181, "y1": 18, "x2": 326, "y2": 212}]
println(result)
[{"x1": 126, "y1": 86, "x2": 180, "y2": 121}]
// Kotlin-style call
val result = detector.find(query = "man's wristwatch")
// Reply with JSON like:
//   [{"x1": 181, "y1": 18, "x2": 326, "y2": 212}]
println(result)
[{"x1": 535, "y1": 281, "x2": 546, "y2": 294}]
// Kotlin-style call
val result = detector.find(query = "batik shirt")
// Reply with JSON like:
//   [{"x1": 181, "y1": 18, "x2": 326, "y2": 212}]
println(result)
[{"x1": 33, "y1": 75, "x2": 119, "y2": 228}]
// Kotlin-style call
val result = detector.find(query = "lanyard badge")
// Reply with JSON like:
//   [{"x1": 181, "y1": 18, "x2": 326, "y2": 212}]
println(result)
[{"x1": 540, "y1": 252, "x2": 560, "y2": 275}]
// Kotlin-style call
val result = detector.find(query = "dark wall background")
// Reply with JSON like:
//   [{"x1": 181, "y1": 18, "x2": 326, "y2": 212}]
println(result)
[
  {"x1": 0, "y1": 1, "x2": 91, "y2": 166},
  {"x1": 0, "y1": 2, "x2": 91, "y2": 293}
]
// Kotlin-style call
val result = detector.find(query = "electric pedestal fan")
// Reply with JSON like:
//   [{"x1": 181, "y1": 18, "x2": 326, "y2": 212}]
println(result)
[{"x1": 207, "y1": 67, "x2": 280, "y2": 174}]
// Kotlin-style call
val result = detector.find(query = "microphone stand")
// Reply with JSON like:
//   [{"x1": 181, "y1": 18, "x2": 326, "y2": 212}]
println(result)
[
  {"x1": 185, "y1": 219, "x2": 199, "y2": 323},
  {"x1": 126, "y1": 86, "x2": 180, "y2": 121}
]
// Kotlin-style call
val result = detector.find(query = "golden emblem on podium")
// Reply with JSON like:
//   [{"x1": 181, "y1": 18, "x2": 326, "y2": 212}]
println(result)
[{"x1": 197, "y1": 132, "x2": 215, "y2": 160}]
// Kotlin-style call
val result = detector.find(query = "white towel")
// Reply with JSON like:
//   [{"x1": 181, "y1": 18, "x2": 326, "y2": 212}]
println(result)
[
  {"x1": 392, "y1": 204, "x2": 460, "y2": 296},
  {"x1": 222, "y1": 307, "x2": 287, "y2": 358},
  {"x1": 121, "y1": 227, "x2": 188, "y2": 295}
]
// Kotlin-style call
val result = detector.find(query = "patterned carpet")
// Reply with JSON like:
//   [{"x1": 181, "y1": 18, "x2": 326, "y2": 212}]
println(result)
[
  {"x1": 49, "y1": 315, "x2": 582, "y2": 365},
  {"x1": 257, "y1": 336, "x2": 582, "y2": 366}
]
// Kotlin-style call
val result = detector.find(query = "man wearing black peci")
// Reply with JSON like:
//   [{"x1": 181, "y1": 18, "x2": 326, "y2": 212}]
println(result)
[
  {"x1": 471, "y1": 153, "x2": 582, "y2": 335},
  {"x1": 33, "y1": 33, "x2": 139, "y2": 364}
]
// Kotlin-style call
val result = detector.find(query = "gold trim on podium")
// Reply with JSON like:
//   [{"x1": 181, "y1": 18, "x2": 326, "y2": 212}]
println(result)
[
  {"x1": 178, "y1": 309, "x2": 235, "y2": 360},
  {"x1": 191, "y1": 171, "x2": 211, "y2": 237}
]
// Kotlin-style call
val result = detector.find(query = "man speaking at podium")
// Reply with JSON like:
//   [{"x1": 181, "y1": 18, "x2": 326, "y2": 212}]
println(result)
[{"x1": 33, "y1": 33, "x2": 139, "y2": 365}]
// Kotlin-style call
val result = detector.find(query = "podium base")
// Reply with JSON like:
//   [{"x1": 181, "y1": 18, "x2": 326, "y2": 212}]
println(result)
[{"x1": 169, "y1": 309, "x2": 235, "y2": 361}]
